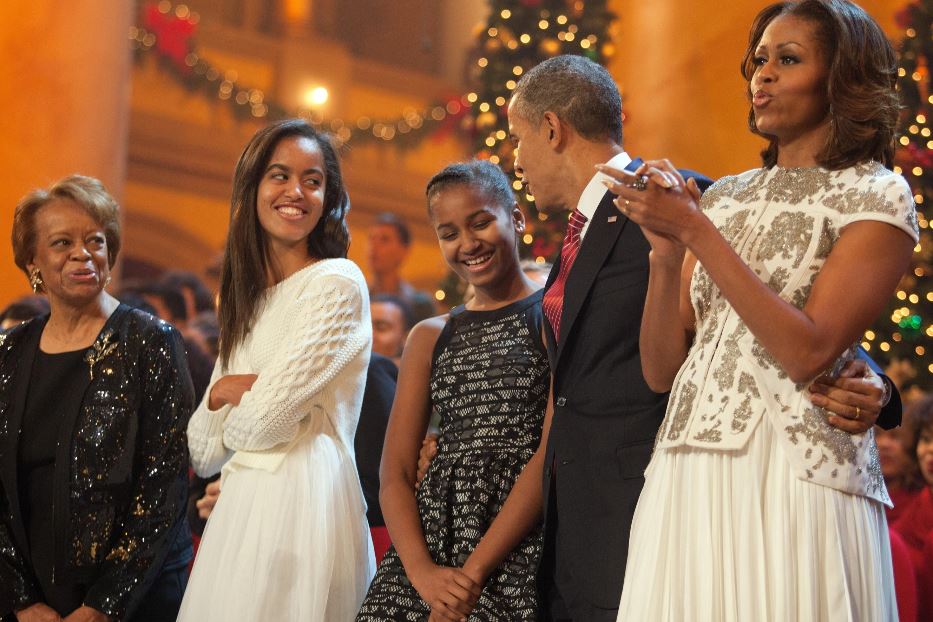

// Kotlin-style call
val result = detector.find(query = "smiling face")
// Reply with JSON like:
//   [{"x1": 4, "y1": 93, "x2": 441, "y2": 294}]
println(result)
[
  {"x1": 28, "y1": 198, "x2": 110, "y2": 307},
  {"x1": 256, "y1": 135, "x2": 326, "y2": 258},
  {"x1": 749, "y1": 14, "x2": 831, "y2": 151},
  {"x1": 430, "y1": 185, "x2": 524, "y2": 292},
  {"x1": 508, "y1": 101, "x2": 569, "y2": 214}
]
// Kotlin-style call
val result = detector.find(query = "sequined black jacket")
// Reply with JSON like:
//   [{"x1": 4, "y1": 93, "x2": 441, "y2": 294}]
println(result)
[{"x1": 0, "y1": 305, "x2": 194, "y2": 620}]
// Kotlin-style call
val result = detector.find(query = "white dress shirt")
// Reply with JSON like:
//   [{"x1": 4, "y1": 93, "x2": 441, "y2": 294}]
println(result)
[{"x1": 575, "y1": 151, "x2": 632, "y2": 241}]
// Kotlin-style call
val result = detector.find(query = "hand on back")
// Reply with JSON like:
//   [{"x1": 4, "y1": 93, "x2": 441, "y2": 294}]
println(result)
[{"x1": 809, "y1": 359, "x2": 884, "y2": 434}]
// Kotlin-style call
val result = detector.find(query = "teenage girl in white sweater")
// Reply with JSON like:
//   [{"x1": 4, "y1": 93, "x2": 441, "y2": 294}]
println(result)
[{"x1": 180, "y1": 119, "x2": 374, "y2": 621}]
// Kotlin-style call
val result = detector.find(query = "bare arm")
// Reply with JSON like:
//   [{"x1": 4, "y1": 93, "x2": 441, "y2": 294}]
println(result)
[
  {"x1": 681, "y1": 217, "x2": 912, "y2": 384},
  {"x1": 640, "y1": 249, "x2": 697, "y2": 392},
  {"x1": 378, "y1": 319, "x2": 480, "y2": 620},
  {"x1": 604, "y1": 162, "x2": 914, "y2": 385},
  {"x1": 379, "y1": 320, "x2": 440, "y2": 576}
]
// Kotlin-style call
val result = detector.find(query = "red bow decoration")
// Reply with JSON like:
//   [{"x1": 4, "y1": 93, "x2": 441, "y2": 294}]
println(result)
[{"x1": 143, "y1": 3, "x2": 198, "y2": 72}]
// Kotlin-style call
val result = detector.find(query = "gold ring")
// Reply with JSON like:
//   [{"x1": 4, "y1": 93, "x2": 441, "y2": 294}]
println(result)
[{"x1": 855, "y1": 406, "x2": 861, "y2": 421}]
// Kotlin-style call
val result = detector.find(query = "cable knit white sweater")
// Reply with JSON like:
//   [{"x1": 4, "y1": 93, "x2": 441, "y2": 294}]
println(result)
[{"x1": 187, "y1": 258, "x2": 372, "y2": 477}]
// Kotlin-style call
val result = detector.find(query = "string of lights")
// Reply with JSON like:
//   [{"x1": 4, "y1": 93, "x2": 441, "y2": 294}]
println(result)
[
  {"x1": 864, "y1": 0, "x2": 931, "y2": 388},
  {"x1": 130, "y1": 1, "x2": 473, "y2": 149}
]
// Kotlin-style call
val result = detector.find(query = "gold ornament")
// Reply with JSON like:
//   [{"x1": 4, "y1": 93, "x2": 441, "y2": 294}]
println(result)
[
  {"x1": 539, "y1": 38, "x2": 560, "y2": 56},
  {"x1": 476, "y1": 111, "x2": 497, "y2": 129}
]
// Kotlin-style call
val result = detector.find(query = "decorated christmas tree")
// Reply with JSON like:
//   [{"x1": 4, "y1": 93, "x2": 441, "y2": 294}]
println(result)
[
  {"x1": 437, "y1": 0, "x2": 615, "y2": 304},
  {"x1": 865, "y1": 0, "x2": 932, "y2": 391}
]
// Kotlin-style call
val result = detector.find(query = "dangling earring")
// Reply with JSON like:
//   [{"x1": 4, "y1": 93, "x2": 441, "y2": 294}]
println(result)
[
  {"x1": 29, "y1": 268, "x2": 43, "y2": 293},
  {"x1": 104, "y1": 275, "x2": 112, "y2": 288}
]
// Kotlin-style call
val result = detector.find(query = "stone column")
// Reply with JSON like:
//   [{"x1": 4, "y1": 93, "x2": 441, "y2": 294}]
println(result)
[
  {"x1": 280, "y1": 0, "x2": 313, "y2": 37},
  {"x1": 0, "y1": 0, "x2": 133, "y2": 306}
]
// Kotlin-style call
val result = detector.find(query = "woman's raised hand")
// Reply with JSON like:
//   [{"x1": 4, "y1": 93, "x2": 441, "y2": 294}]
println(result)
[{"x1": 597, "y1": 160, "x2": 703, "y2": 257}]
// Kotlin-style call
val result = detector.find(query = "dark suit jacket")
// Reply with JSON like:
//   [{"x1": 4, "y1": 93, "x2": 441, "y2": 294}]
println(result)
[
  {"x1": 355, "y1": 353, "x2": 397, "y2": 527},
  {"x1": 857, "y1": 347, "x2": 901, "y2": 429},
  {"x1": 540, "y1": 159, "x2": 713, "y2": 613}
]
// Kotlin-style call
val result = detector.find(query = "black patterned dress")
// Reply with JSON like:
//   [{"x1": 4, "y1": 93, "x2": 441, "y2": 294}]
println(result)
[{"x1": 357, "y1": 290, "x2": 549, "y2": 621}]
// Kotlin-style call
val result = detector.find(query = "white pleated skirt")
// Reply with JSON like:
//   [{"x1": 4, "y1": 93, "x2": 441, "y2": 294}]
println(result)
[
  {"x1": 617, "y1": 419, "x2": 896, "y2": 621},
  {"x1": 177, "y1": 431, "x2": 375, "y2": 622}
]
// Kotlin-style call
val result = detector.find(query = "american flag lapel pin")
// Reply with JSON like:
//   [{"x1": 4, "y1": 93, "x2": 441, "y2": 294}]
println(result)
[{"x1": 607, "y1": 215, "x2": 618, "y2": 223}]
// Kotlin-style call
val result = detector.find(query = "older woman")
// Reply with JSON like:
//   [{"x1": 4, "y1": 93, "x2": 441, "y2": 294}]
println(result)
[{"x1": 0, "y1": 176, "x2": 194, "y2": 622}]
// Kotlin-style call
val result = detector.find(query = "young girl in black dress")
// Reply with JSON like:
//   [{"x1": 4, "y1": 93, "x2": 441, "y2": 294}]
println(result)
[{"x1": 358, "y1": 160, "x2": 553, "y2": 621}]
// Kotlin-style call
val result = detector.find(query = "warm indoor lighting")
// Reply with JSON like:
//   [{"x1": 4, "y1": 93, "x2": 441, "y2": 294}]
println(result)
[{"x1": 303, "y1": 86, "x2": 329, "y2": 108}]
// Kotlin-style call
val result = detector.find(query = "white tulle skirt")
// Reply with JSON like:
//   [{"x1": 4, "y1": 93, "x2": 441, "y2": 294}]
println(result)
[
  {"x1": 177, "y1": 431, "x2": 375, "y2": 622},
  {"x1": 617, "y1": 418, "x2": 896, "y2": 621}
]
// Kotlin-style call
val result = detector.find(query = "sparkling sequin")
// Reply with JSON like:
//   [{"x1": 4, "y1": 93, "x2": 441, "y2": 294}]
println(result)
[
  {"x1": 763, "y1": 167, "x2": 835, "y2": 205},
  {"x1": 0, "y1": 306, "x2": 194, "y2": 618}
]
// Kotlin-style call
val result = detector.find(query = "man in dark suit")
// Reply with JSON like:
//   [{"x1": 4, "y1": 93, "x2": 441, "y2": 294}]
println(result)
[{"x1": 507, "y1": 54, "x2": 900, "y2": 621}]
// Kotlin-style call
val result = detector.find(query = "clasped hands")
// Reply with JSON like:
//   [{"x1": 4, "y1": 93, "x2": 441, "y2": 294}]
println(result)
[
  {"x1": 598, "y1": 159, "x2": 703, "y2": 257},
  {"x1": 409, "y1": 559, "x2": 484, "y2": 622}
]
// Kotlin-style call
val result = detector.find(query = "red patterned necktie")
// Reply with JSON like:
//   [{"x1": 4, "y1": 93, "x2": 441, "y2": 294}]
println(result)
[{"x1": 543, "y1": 209, "x2": 588, "y2": 341}]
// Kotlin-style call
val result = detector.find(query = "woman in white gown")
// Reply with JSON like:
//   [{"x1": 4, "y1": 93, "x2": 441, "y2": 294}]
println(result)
[
  {"x1": 601, "y1": 1, "x2": 918, "y2": 620},
  {"x1": 179, "y1": 119, "x2": 375, "y2": 621}
]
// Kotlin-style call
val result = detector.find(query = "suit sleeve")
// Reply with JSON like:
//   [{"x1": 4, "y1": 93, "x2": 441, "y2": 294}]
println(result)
[
  {"x1": 876, "y1": 375, "x2": 902, "y2": 430},
  {"x1": 856, "y1": 346, "x2": 901, "y2": 429}
]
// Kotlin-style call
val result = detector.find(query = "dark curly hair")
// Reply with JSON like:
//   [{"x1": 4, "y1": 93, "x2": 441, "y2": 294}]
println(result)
[{"x1": 741, "y1": 0, "x2": 899, "y2": 169}]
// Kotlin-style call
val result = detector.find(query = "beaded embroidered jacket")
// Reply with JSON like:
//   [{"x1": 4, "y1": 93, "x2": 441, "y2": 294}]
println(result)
[
  {"x1": 0, "y1": 305, "x2": 194, "y2": 619},
  {"x1": 656, "y1": 163, "x2": 919, "y2": 506}
]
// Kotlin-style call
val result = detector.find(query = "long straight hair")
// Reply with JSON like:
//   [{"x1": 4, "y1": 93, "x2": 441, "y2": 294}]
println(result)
[{"x1": 218, "y1": 119, "x2": 350, "y2": 369}]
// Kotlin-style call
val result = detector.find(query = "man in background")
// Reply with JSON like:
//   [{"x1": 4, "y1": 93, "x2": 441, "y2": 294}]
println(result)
[{"x1": 367, "y1": 212, "x2": 436, "y2": 323}]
